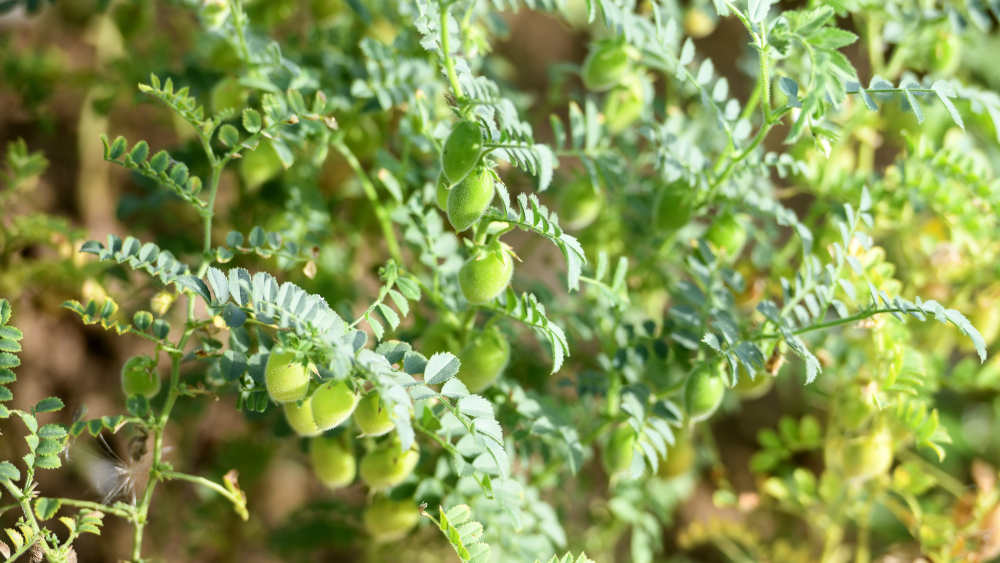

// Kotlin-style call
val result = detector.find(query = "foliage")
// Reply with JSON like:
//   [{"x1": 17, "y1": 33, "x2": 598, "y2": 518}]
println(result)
[{"x1": 1, "y1": 0, "x2": 1000, "y2": 561}]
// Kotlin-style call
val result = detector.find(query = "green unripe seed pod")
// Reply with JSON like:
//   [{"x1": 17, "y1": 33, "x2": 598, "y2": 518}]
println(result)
[
  {"x1": 559, "y1": 176, "x2": 603, "y2": 230},
  {"x1": 684, "y1": 7, "x2": 717, "y2": 39},
  {"x1": 457, "y1": 325, "x2": 511, "y2": 393},
  {"x1": 359, "y1": 442, "x2": 420, "y2": 490},
  {"x1": 210, "y1": 76, "x2": 248, "y2": 115},
  {"x1": 354, "y1": 393, "x2": 395, "y2": 437},
  {"x1": 265, "y1": 349, "x2": 310, "y2": 404},
  {"x1": 436, "y1": 174, "x2": 452, "y2": 211},
  {"x1": 657, "y1": 433, "x2": 695, "y2": 479},
  {"x1": 441, "y1": 120, "x2": 483, "y2": 183},
  {"x1": 706, "y1": 213, "x2": 748, "y2": 257},
  {"x1": 310, "y1": 436, "x2": 356, "y2": 489},
  {"x1": 239, "y1": 141, "x2": 284, "y2": 190},
  {"x1": 603, "y1": 424, "x2": 637, "y2": 477},
  {"x1": 929, "y1": 32, "x2": 961, "y2": 75},
  {"x1": 684, "y1": 364, "x2": 726, "y2": 422},
  {"x1": 342, "y1": 114, "x2": 384, "y2": 161},
  {"x1": 310, "y1": 380, "x2": 359, "y2": 432},
  {"x1": 825, "y1": 421, "x2": 894, "y2": 481},
  {"x1": 363, "y1": 496, "x2": 420, "y2": 542},
  {"x1": 201, "y1": 0, "x2": 230, "y2": 29},
  {"x1": 582, "y1": 42, "x2": 632, "y2": 91},
  {"x1": 283, "y1": 397, "x2": 322, "y2": 437},
  {"x1": 603, "y1": 75, "x2": 645, "y2": 133},
  {"x1": 447, "y1": 167, "x2": 495, "y2": 232},
  {"x1": 121, "y1": 356, "x2": 160, "y2": 398},
  {"x1": 421, "y1": 321, "x2": 461, "y2": 356},
  {"x1": 734, "y1": 372, "x2": 774, "y2": 400},
  {"x1": 458, "y1": 246, "x2": 513, "y2": 304},
  {"x1": 653, "y1": 183, "x2": 695, "y2": 233}
]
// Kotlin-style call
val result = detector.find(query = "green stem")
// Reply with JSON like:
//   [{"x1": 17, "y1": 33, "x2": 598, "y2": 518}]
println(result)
[
  {"x1": 864, "y1": 15, "x2": 885, "y2": 75},
  {"x1": 349, "y1": 279, "x2": 393, "y2": 329},
  {"x1": 439, "y1": 2, "x2": 464, "y2": 100},
  {"x1": 413, "y1": 421, "x2": 461, "y2": 459},
  {"x1": 819, "y1": 522, "x2": 844, "y2": 563},
  {"x1": 757, "y1": 30, "x2": 772, "y2": 122},
  {"x1": 160, "y1": 470, "x2": 247, "y2": 518},
  {"x1": 880, "y1": 492, "x2": 919, "y2": 535},
  {"x1": 2, "y1": 479, "x2": 53, "y2": 558},
  {"x1": 333, "y1": 141, "x2": 403, "y2": 263},
  {"x1": 200, "y1": 164, "x2": 223, "y2": 262},
  {"x1": 413, "y1": 421, "x2": 490, "y2": 493},
  {"x1": 751, "y1": 307, "x2": 910, "y2": 341},
  {"x1": 4, "y1": 535, "x2": 38, "y2": 561},
  {"x1": 714, "y1": 536, "x2": 756, "y2": 563},
  {"x1": 882, "y1": 45, "x2": 909, "y2": 80},
  {"x1": 555, "y1": 148, "x2": 609, "y2": 159},
  {"x1": 130, "y1": 327, "x2": 190, "y2": 561},
  {"x1": 705, "y1": 119, "x2": 776, "y2": 198},
  {"x1": 857, "y1": 87, "x2": 934, "y2": 95},
  {"x1": 898, "y1": 449, "x2": 968, "y2": 498},
  {"x1": 127, "y1": 329, "x2": 184, "y2": 355},
  {"x1": 49, "y1": 497, "x2": 133, "y2": 519},
  {"x1": 125, "y1": 83, "x2": 234, "y2": 558},
  {"x1": 578, "y1": 275, "x2": 628, "y2": 305},
  {"x1": 855, "y1": 504, "x2": 872, "y2": 563},
  {"x1": 738, "y1": 78, "x2": 762, "y2": 123},
  {"x1": 228, "y1": 0, "x2": 252, "y2": 64}
]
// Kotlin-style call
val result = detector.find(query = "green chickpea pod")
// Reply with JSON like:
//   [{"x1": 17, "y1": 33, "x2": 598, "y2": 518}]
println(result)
[
  {"x1": 684, "y1": 364, "x2": 726, "y2": 422},
  {"x1": 458, "y1": 243, "x2": 514, "y2": 304}
]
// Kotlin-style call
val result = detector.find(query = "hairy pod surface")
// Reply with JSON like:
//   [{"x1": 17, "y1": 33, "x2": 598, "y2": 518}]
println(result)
[
  {"x1": 310, "y1": 436, "x2": 356, "y2": 488},
  {"x1": 826, "y1": 421, "x2": 894, "y2": 481},
  {"x1": 706, "y1": 213, "x2": 748, "y2": 257},
  {"x1": 265, "y1": 350, "x2": 310, "y2": 404},
  {"x1": 657, "y1": 433, "x2": 695, "y2": 479},
  {"x1": 458, "y1": 246, "x2": 513, "y2": 304},
  {"x1": 603, "y1": 74, "x2": 645, "y2": 134},
  {"x1": 239, "y1": 141, "x2": 284, "y2": 190},
  {"x1": 120, "y1": 356, "x2": 160, "y2": 398},
  {"x1": 603, "y1": 424, "x2": 637, "y2": 478},
  {"x1": 435, "y1": 174, "x2": 452, "y2": 211},
  {"x1": 360, "y1": 442, "x2": 420, "y2": 490},
  {"x1": 653, "y1": 183, "x2": 695, "y2": 234},
  {"x1": 582, "y1": 42, "x2": 632, "y2": 91},
  {"x1": 310, "y1": 380, "x2": 358, "y2": 432},
  {"x1": 441, "y1": 120, "x2": 483, "y2": 183},
  {"x1": 458, "y1": 325, "x2": 511, "y2": 393},
  {"x1": 734, "y1": 372, "x2": 774, "y2": 400},
  {"x1": 684, "y1": 364, "x2": 726, "y2": 422},
  {"x1": 421, "y1": 320, "x2": 461, "y2": 356},
  {"x1": 284, "y1": 397, "x2": 322, "y2": 437},
  {"x1": 447, "y1": 167, "x2": 495, "y2": 232},
  {"x1": 559, "y1": 176, "x2": 604, "y2": 231},
  {"x1": 354, "y1": 392, "x2": 396, "y2": 437},
  {"x1": 210, "y1": 76, "x2": 247, "y2": 115},
  {"x1": 363, "y1": 496, "x2": 419, "y2": 542}
]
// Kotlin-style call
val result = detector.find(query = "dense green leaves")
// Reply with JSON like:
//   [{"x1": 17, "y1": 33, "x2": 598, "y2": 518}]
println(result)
[
  {"x1": 428, "y1": 504, "x2": 491, "y2": 563},
  {"x1": 0, "y1": 300, "x2": 21, "y2": 412},
  {"x1": 79, "y1": 234, "x2": 209, "y2": 302},
  {"x1": 4, "y1": 0, "x2": 999, "y2": 561},
  {"x1": 102, "y1": 135, "x2": 206, "y2": 209},
  {"x1": 483, "y1": 193, "x2": 586, "y2": 292},
  {"x1": 488, "y1": 290, "x2": 569, "y2": 373}
]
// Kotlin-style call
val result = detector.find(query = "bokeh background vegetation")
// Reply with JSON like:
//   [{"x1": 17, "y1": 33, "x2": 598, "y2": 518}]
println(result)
[{"x1": 4, "y1": 0, "x2": 1000, "y2": 561}]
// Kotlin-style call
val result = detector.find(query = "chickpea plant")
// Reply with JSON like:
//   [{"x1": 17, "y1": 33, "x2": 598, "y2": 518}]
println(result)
[{"x1": 2, "y1": 0, "x2": 1000, "y2": 561}]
